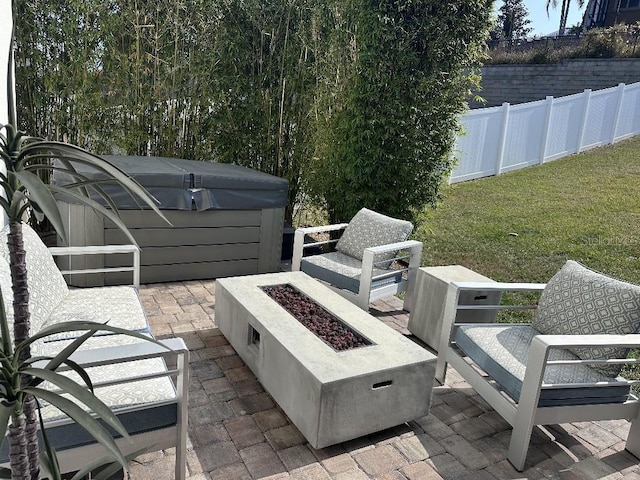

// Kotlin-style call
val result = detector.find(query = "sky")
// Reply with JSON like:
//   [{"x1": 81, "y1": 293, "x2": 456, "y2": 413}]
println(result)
[{"x1": 497, "y1": 0, "x2": 587, "y2": 37}]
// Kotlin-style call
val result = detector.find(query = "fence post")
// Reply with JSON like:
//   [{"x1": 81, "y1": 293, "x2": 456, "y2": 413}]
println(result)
[
  {"x1": 539, "y1": 95, "x2": 554, "y2": 165},
  {"x1": 576, "y1": 88, "x2": 591, "y2": 154},
  {"x1": 495, "y1": 102, "x2": 510, "y2": 176},
  {"x1": 610, "y1": 83, "x2": 626, "y2": 144}
]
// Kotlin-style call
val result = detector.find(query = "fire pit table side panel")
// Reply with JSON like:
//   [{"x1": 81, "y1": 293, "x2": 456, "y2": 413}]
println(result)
[
  {"x1": 318, "y1": 361, "x2": 434, "y2": 448},
  {"x1": 214, "y1": 279, "x2": 324, "y2": 446}
]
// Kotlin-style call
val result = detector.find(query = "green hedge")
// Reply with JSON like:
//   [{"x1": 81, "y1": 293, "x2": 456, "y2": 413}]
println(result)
[{"x1": 14, "y1": 0, "x2": 492, "y2": 223}]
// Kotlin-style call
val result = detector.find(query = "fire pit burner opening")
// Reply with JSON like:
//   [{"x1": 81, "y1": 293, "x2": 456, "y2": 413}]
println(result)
[{"x1": 261, "y1": 284, "x2": 373, "y2": 351}]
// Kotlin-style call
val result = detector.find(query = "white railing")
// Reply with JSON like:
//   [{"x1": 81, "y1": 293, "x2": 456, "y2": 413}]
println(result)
[{"x1": 450, "y1": 81, "x2": 640, "y2": 184}]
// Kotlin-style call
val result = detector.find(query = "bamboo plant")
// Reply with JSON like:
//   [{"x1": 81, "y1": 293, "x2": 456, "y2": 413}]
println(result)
[{"x1": 1, "y1": 4, "x2": 171, "y2": 479}]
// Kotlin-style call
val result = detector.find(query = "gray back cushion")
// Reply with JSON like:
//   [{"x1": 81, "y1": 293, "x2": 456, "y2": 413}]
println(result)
[
  {"x1": 0, "y1": 224, "x2": 69, "y2": 334},
  {"x1": 335, "y1": 208, "x2": 413, "y2": 268},
  {"x1": 531, "y1": 260, "x2": 640, "y2": 377}
]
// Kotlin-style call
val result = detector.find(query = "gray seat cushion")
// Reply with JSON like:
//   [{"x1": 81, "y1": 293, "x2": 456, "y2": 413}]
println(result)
[
  {"x1": 455, "y1": 324, "x2": 631, "y2": 407},
  {"x1": 335, "y1": 208, "x2": 413, "y2": 268},
  {"x1": 40, "y1": 286, "x2": 151, "y2": 341},
  {"x1": 300, "y1": 251, "x2": 403, "y2": 294},
  {"x1": 531, "y1": 260, "x2": 640, "y2": 377},
  {"x1": 0, "y1": 334, "x2": 177, "y2": 460}
]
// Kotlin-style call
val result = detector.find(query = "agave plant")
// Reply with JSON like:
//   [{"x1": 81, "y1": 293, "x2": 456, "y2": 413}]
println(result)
[{"x1": 0, "y1": 5, "x2": 171, "y2": 479}]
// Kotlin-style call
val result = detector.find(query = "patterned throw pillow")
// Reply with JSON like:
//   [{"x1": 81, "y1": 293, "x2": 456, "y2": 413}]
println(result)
[
  {"x1": 335, "y1": 208, "x2": 413, "y2": 268},
  {"x1": 531, "y1": 260, "x2": 640, "y2": 377}
]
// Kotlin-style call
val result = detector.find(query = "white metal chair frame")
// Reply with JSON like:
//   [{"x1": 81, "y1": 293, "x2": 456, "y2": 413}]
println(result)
[
  {"x1": 291, "y1": 224, "x2": 423, "y2": 311},
  {"x1": 49, "y1": 244, "x2": 141, "y2": 288},
  {"x1": 49, "y1": 338, "x2": 189, "y2": 480},
  {"x1": 435, "y1": 281, "x2": 640, "y2": 471},
  {"x1": 44, "y1": 243, "x2": 187, "y2": 478}
]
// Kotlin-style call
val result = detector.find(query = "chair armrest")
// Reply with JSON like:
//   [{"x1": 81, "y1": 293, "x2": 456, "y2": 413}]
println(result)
[
  {"x1": 49, "y1": 245, "x2": 140, "y2": 288},
  {"x1": 362, "y1": 240, "x2": 423, "y2": 272},
  {"x1": 534, "y1": 333, "x2": 640, "y2": 351},
  {"x1": 292, "y1": 224, "x2": 349, "y2": 271},
  {"x1": 64, "y1": 337, "x2": 188, "y2": 368},
  {"x1": 516, "y1": 333, "x2": 640, "y2": 413},
  {"x1": 360, "y1": 241, "x2": 423, "y2": 311},
  {"x1": 49, "y1": 245, "x2": 139, "y2": 256}
]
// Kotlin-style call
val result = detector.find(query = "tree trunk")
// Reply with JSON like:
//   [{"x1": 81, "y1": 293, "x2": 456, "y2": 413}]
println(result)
[
  {"x1": 24, "y1": 396, "x2": 39, "y2": 479},
  {"x1": 7, "y1": 222, "x2": 39, "y2": 479},
  {"x1": 8, "y1": 414, "x2": 29, "y2": 480}
]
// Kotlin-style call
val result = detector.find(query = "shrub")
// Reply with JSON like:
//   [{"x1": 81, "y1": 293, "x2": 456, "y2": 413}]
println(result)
[
  {"x1": 578, "y1": 23, "x2": 640, "y2": 58},
  {"x1": 486, "y1": 23, "x2": 640, "y2": 64},
  {"x1": 308, "y1": 0, "x2": 493, "y2": 223},
  {"x1": 14, "y1": 0, "x2": 493, "y2": 224}
]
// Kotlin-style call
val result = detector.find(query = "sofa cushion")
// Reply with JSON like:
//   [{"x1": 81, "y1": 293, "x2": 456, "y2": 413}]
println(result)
[
  {"x1": 531, "y1": 260, "x2": 640, "y2": 377},
  {"x1": 33, "y1": 329, "x2": 154, "y2": 355},
  {"x1": 335, "y1": 208, "x2": 413, "y2": 268},
  {"x1": 0, "y1": 224, "x2": 69, "y2": 333},
  {"x1": 455, "y1": 324, "x2": 631, "y2": 407},
  {"x1": 40, "y1": 286, "x2": 150, "y2": 341},
  {"x1": 0, "y1": 334, "x2": 177, "y2": 460},
  {"x1": 300, "y1": 251, "x2": 403, "y2": 294},
  {"x1": 33, "y1": 334, "x2": 176, "y2": 451}
]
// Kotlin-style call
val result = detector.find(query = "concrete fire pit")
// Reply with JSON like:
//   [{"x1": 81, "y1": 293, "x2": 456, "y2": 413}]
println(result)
[{"x1": 215, "y1": 272, "x2": 436, "y2": 448}]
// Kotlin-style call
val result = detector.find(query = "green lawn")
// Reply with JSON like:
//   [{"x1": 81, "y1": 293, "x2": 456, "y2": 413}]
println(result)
[
  {"x1": 415, "y1": 135, "x2": 640, "y2": 381},
  {"x1": 416, "y1": 135, "x2": 640, "y2": 285}
]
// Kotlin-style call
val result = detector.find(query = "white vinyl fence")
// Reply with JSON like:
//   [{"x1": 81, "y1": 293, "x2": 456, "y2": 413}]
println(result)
[{"x1": 450, "y1": 81, "x2": 640, "y2": 184}]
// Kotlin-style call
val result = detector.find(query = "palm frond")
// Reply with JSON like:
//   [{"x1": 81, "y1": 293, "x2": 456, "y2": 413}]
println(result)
[
  {"x1": 23, "y1": 386, "x2": 130, "y2": 472},
  {"x1": 10, "y1": 170, "x2": 66, "y2": 242}
]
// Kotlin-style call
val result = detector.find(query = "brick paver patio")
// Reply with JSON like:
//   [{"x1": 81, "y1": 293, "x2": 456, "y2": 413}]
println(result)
[{"x1": 131, "y1": 279, "x2": 640, "y2": 480}]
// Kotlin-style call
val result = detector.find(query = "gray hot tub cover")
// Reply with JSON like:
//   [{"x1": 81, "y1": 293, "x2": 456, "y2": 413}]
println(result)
[{"x1": 53, "y1": 156, "x2": 289, "y2": 211}]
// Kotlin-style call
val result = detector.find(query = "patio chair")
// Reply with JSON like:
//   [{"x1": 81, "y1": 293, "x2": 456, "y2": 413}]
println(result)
[
  {"x1": 291, "y1": 208, "x2": 423, "y2": 310},
  {"x1": 435, "y1": 260, "x2": 640, "y2": 471}
]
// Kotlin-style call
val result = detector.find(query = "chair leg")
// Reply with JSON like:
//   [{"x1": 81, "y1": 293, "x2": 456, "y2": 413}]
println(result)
[
  {"x1": 508, "y1": 417, "x2": 536, "y2": 471},
  {"x1": 358, "y1": 250, "x2": 375, "y2": 310},
  {"x1": 626, "y1": 414, "x2": 640, "y2": 460},
  {"x1": 402, "y1": 242, "x2": 423, "y2": 312},
  {"x1": 291, "y1": 229, "x2": 305, "y2": 271},
  {"x1": 175, "y1": 350, "x2": 189, "y2": 480},
  {"x1": 356, "y1": 290, "x2": 371, "y2": 310},
  {"x1": 508, "y1": 338, "x2": 548, "y2": 472},
  {"x1": 434, "y1": 285, "x2": 462, "y2": 384}
]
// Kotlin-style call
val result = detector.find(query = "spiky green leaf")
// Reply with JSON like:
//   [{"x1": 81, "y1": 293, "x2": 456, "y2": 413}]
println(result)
[
  {"x1": 47, "y1": 184, "x2": 139, "y2": 245},
  {"x1": 19, "y1": 142, "x2": 167, "y2": 219},
  {"x1": 0, "y1": 286, "x2": 13, "y2": 358},
  {"x1": 23, "y1": 387, "x2": 130, "y2": 471},
  {"x1": 37, "y1": 399, "x2": 62, "y2": 480},
  {"x1": 19, "y1": 321, "x2": 166, "y2": 351},
  {"x1": 22, "y1": 369, "x2": 129, "y2": 440},
  {"x1": 68, "y1": 446, "x2": 151, "y2": 480},
  {"x1": 11, "y1": 170, "x2": 68, "y2": 245},
  {"x1": 0, "y1": 401, "x2": 16, "y2": 454}
]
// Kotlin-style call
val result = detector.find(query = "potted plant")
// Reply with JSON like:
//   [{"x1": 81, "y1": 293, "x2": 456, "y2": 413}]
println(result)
[{"x1": 0, "y1": 4, "x2": 171, "y2": 479}]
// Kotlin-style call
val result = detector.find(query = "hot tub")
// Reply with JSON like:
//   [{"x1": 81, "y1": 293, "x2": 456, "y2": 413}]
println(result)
[{"x1": 54, "y1": 156, "x2": 288, "y2": 285}]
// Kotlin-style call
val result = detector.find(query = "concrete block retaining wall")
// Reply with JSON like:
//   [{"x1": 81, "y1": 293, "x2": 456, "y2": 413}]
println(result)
[{"x1": 472, "y1": 58, "x2": 640, "y2": 108}]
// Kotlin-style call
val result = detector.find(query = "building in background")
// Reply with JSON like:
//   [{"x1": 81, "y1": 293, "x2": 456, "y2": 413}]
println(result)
[{"x1": 584, "y1": 0, "x2": 640, "y2": 28}]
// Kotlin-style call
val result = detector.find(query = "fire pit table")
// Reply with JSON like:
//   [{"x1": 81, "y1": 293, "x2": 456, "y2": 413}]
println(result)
[{"x1": 215, "y1": 271, "x2": 436, "y2": 448}]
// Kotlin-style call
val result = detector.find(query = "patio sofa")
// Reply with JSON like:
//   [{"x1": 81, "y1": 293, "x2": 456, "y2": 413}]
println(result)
[{"x1": 0, "y1": 224, "x2": 189, "y2": 480}]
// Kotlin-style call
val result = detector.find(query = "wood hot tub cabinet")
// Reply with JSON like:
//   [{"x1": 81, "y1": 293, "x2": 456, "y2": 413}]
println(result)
[{"x1": 54, "y1": 156, "x2": 289, "y2": 286}]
